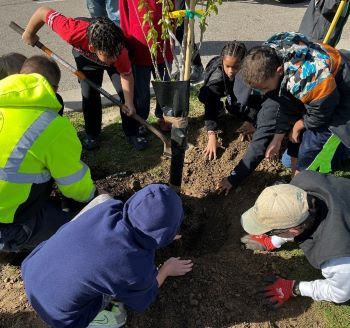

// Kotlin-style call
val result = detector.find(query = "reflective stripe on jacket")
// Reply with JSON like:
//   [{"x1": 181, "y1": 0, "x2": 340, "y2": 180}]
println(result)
[{"x1": 0, "y1": 73, "x2": 95, "y2": 223}]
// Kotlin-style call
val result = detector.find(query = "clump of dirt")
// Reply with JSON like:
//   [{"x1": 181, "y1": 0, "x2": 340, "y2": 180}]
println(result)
[{"x1": 0, "y1": 113, "x2": 322, "y2": 328}]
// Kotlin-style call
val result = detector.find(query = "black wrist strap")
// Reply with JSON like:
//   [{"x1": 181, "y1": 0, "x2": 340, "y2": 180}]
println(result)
[{"x1": 292, "y1": 281, "x2": 301, "y2": 297}]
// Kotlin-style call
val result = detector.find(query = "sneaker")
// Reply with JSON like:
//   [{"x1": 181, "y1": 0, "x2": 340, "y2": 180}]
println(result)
[
  {"x1": 82, "y1": 136, "x2": 100, "y2": 151},
  {"x1": 157, "y1": 118, "x2": 172, "y2": 132},
  {"x1": 138, "y1": 125, "x2": 148, "y2": 137},
  {"x1": 190, "y1": 64, "x2": 204, "y2": 83},
  {"x1": 127, "y1": 135, "x2": 148, "y2": 151},
  {"x1": 88, "y1": 302, "x2": 127, "y2": 328}
]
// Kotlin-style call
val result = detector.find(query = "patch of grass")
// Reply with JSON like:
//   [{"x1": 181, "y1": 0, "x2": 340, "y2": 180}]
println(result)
[
  {"x1": 334, "y1": 159, "x2": 350, "y2": 179},
  {"x1": 189, "y1": 85, "x2": 204, "y2": 118},
  {"x1": 65, "y1": 107, "x2": 165, "y2": 179},
  {"x1": 317, "y1": 302, "x2": 350, "y2": 328}
]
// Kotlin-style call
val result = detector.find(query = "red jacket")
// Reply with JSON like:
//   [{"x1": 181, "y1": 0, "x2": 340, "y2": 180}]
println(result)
[{"x1": 119, "y1": 0, "x2": 173, "y2": 66}]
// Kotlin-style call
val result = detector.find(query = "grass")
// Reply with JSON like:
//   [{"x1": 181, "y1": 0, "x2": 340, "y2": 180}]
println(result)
[
  {"x1": 318, "y1": 302, "x2": 350, "y2": 328},
  {"x1": 66, "y1": 106, "x2": 166, "y2": 179},
  {"x1": 66, "y1": 88, "x2": 350, "y2": 328}
]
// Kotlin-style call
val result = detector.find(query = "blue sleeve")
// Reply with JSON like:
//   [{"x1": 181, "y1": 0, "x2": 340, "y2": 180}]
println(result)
[{"x1": 117, "y1": 269, "x2": 159, "y2": 312}]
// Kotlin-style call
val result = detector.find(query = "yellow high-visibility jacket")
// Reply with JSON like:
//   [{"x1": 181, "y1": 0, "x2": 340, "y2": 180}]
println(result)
[{"x1": 0, "y1": 73, "x2": 95, "y2": 223}]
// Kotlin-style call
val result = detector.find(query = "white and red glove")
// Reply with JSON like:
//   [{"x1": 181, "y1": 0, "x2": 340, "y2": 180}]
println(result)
[
  {"x1": 262, "y1": 276, "x2": 296, "y2": 308},
  {"x1": 241, "y1": 234, "x2": 277, "y2": 251}
]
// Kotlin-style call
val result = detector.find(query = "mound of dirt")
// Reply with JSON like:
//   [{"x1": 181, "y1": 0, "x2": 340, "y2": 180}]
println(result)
[{"x1": 0, "y1": 113, "x2": 322, "y2": 328}]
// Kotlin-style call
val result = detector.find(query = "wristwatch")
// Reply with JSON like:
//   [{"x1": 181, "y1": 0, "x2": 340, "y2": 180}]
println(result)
[{"x1": 292, "y1": 281, "x2": 301, "y2": 297}]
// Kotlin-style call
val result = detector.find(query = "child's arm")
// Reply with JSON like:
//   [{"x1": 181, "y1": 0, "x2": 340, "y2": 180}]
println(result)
[
  {"x1": 156, "y1": 257, "x2": 193, "y2": 287},
  {"x1": 237, "y1": 121, "x2": 256, "y2": 141},
  {"x1": 216, "y1": 99, "x2": 279, "y2": 196},
  {"x1": 298, "y1": 258, "x2": 350, "y2": 303},
  {"x1": 203, "y1": 131, "x2": 219, "y2": 161},
  {"x1": 22, "y1": 6, "x2": 52, "y2": 45},
  {"x1": 198, "y1": 85, "x2": 225, "y2": 160},
  {"x1": 289, "y1": 119, "x2": 305, "y2": 143},
  {"x1": 120, "y1": 72, "x2": 136, "y2": 116}
]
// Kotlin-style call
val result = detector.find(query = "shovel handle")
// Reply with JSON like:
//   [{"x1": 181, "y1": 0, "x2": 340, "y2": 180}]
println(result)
[{"x1": 9, "y1": 21, "x2": 24, "y2": 35}]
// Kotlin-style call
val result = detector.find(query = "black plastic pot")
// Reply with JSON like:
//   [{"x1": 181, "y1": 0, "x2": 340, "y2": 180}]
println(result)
[{"x1": 152, "y1": 80, "x2": 190, "y2": 187}]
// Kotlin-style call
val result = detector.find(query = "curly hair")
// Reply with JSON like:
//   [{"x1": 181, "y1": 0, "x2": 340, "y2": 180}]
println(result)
[
  {"x1": 240, "y1": 46, "x2": 281, "y2": 87},
  {"x1": 87, "y1": 17, "x2": 126, "y2": 58}
]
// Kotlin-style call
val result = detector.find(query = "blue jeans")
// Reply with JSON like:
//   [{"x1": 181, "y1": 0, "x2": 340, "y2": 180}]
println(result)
[
  {"x1": 281, "y1": 129, "x2": 349, "y2": 171},
  {"x1": 86, "y1": 0, "x2": 120, "y2": 25}
]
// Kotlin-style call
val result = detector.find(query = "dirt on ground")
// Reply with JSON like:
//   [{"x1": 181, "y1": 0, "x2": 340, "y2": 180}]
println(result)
[{"x1": 0, "y1": 112, "x2": 323, "y2": 328}]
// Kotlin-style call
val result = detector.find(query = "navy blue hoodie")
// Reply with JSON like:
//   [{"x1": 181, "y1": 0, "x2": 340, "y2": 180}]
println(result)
[{"x1": 21, "y1": 184, "x2": 183, "y2": 328}]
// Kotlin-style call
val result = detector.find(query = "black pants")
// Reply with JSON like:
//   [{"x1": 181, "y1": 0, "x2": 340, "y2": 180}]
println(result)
[
  {"x1": 175, "y1": 0, "x2": 202, "y2": 67},
  {"x1": 133, "y1": 63, "x2": 169, "y2": 120},
  {"x1": 73, "y1": 51, "x2": 139, "y2": 138},
  {"x1": 0, "y1": 200, "x2": 73, "y2": 252}
]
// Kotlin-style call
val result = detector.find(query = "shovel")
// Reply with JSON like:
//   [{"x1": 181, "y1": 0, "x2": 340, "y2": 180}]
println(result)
[{"x1": 9, "y1": 21, "x2": 171, "y2": 158}]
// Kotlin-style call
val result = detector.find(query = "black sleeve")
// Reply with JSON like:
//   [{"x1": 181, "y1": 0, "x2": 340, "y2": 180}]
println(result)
[
  {"x1": 227, "y1": 99, "x2": 279, "y2": 186},
  {"x1": 56, "y1": 93, "x2": 65, "y2": 116},
  {"x1": 198, "y1": 84, "x2": 224, "y2": 131},
  {"x1": 233, "y1": 104, "x2": 259, "y2": 124},
  {"x1": 303, "y1": 87, "x2": 340, "y2": 130},
  {"x1": 320, "y1": 0, "x2": 340, "y2": 17},
  {"x1": 231, "y1": 73, "x2": 261, "y2": 124}
]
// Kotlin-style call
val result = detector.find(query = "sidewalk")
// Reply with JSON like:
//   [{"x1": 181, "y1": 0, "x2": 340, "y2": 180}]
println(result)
[{"x1": 61, "y1": 81, "x2": 124, "y2": 112}]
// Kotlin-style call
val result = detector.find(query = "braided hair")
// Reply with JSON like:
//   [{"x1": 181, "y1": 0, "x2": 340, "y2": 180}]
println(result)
[
  {"x1": 220, "y1": 41, "x2": 247, "y2": 62},
  {"x1": 87, "y1": 17, "x2": 126, "y2": 58}
]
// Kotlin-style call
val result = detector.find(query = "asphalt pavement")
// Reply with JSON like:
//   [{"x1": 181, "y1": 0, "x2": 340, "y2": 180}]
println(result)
[{"x1": 0, "y1": 0, "x2": 349, "y2": 110}]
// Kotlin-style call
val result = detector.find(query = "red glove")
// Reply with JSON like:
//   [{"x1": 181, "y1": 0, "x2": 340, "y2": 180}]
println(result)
[
  {"x1": 263, "y1": 276, "x2": 295, "y2": 308},
  {"x1": 241, "y1": 234, "x2": 276, "y2": 251}
]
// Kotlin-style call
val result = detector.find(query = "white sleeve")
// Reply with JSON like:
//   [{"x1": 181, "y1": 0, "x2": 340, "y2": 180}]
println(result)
[
  {"x1": 299, "y1": 257, "x2": 350, "y2": 303},
  {"x1": 271, "y1": 236, "x2": 294, "y2": 248}
]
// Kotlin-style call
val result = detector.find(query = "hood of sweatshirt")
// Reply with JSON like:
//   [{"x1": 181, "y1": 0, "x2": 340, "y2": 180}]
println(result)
[
  {"x1": 122, "y1": 184, "x2": 183, "y2": 250},
  {"x1": 0, "y1": 73, "x2": 61, "y2": 112}
]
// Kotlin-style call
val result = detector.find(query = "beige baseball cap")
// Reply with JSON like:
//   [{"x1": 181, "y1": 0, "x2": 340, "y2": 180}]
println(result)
[{"x1": 241, "y1": 184, "x2": 309, "y2": 235}]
